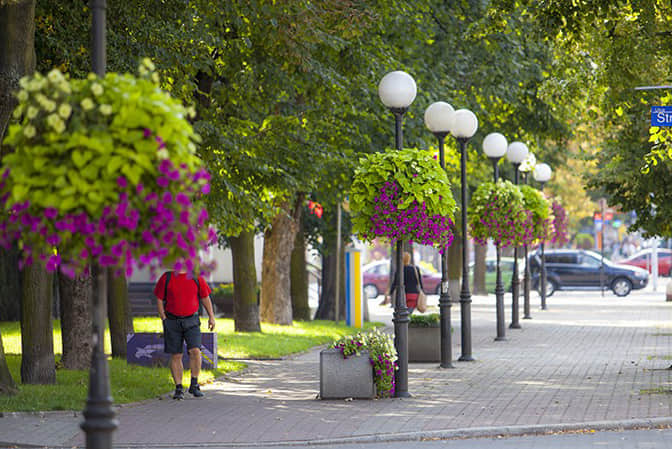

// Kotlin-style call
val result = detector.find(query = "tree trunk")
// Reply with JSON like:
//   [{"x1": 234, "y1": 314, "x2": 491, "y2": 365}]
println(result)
[
  {"x1": 59, "y1": 270, "x2": 93, "y2": 370},
  {"x1": 230, "y1": 230, "x2": 261, "y2": 332},
  {"x1": 0, "y1": 0, "x2": 36, "y2": 394},
  {"x1": 314, "y1": 233, "x2": 345, "y2": 321},
  {"x1": 107, "y1": 271, "x2": 133, "y2": 358},
  {"x1": 0, "y1": 244, "x2": 21, "y2": 321},
  {"x1": 0, "y1": 0, "x2": 35, "y2": 150},
  {"x1": 473, "y1": 243, "x2": 487, "y2": 295},
  {"x1": 290, "y1": 213, "x2": 310, "y2": 321},
  {"x1": 448, "y1": 236, "x2": 462, "y2": 303},
  {"x1": 260, "y1": 197, "x2": 302, "y2": 325},
  {"x1": 20, "y1": 262, "x2": 55, "y2": 384}
]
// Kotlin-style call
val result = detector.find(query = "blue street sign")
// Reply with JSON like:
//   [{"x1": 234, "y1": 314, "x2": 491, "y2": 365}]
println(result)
[{"x1": 651, "y1": 106, "x2": 672, "y2": 126}]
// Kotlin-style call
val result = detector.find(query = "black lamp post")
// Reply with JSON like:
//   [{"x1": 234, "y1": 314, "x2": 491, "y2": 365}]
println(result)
[
  {"x1": 519, "y1": 154, "x2": 535, "y2": 320},
  {"x1": 424, "y1": 101, "x2": 456, "y2": 368},
  {"x1": 378, "y1": 70, "x2": 416, "y2": 397},
  {"x1": 450, "y1": 109, "x2": 479, "y2": 362},
  {"x1": 482, "y1": 132, "x2": 508, "y2": 342},
  {"x1": 81, "y1": 2, "x2": 118, "y2": 449},
  {"x1": 533, "y1": 163, "x2": 552, "y2": 310},
  {"x1": 505, "y1": 141, "x2": 528, "y2": 330}
]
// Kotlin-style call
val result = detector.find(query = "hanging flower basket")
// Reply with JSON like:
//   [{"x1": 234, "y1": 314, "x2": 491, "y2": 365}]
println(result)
[
  {"x1": 0, "y1": 61, "x2": 216, "y2": 277},
  {"x1": 519, "y1": 185, "x2": 550, "y2": 244},
  {"x1": 548, "y1": 200, "x2": 569, "y2": 245},
  {"x1": 468, "y1": 180, "x2": 531, "y2": 248},
  {"x1": 349, "y1": 148, "x2": 456, "y2": 251}
]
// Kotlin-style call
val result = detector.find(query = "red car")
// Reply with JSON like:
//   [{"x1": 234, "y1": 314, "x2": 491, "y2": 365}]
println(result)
[
  {"x1": 619, "y1": 249, "x2": 672, "y2": 276},
  {"x1": 362, "y1": 260, "x2": 442, "y2": 298}
]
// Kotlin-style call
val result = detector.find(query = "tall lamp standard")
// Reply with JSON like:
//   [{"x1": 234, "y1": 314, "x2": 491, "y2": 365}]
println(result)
[
  {"x1": 505, "y1": 141, "x2": 528, "y2": 329},
  {"x1": 425, "y1": 102, "x2": 456, "y2": 368},
  {"x1": 533, "y1": 163, "x2": 552, "y2": 310},
  {"x1": 451, "y1": 109, "x2": 479, "y2": 362},
  {"x1": 82, "y1": 2, "x2": 118, "y2": 449},
  {"x1": 482, "y1": 132, "x2": 508, "y2": 342},
  {"x1": 519, "y1": 153, "x2": 536, "y2": 321},
  {"x1": 378, "y1": 71, "x2": 416, "y2": 397}
]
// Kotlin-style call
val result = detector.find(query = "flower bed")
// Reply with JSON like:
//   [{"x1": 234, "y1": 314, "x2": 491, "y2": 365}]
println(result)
[{"x1": 331, "y1": 328, "x2": 397, "y2": 398}]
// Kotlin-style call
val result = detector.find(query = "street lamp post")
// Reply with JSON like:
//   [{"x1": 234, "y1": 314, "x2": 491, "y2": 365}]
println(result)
[
  {"x1": 482, "y1": 132, "x2": 508, "y2": 342},
  {"x1": 425, "y1": 102, "x2": 456, "y2": 368},
  {"x1": 519, "y1": 153, "x2": 535, "y2": 321},
  {"x1": 81, "y1": 2, "x2": 118, "y2": 449},
  {"x1": 505, "y1": 141, "x2": 528, "y2": 329},
  {"x1": 378, "y1": 71, "x2": 416, "y2": 397},
  {"x1": 451, "y1": 109, "x2": 478, "y2": 362},
  {"x1": 533, "y1": 163, "x2": 552, "y2": 310}
]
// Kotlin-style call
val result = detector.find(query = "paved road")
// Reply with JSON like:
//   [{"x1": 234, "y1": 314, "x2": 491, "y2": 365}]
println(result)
[{"x1": 1, "y1": 289, "x2": 671, "y2": 448}]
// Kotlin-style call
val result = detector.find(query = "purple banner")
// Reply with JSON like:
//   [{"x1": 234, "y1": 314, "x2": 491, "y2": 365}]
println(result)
[{"x1": 126, "y1": 332, "x2": 217, "y2": 369}]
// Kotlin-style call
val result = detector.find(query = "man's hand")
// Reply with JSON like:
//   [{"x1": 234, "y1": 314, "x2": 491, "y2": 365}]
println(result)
[{"x1": 208, "y1": 316, "x2": 216, "y2": 331}]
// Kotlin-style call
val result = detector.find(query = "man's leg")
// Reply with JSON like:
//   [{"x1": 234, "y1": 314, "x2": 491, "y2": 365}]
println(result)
[
  {"x1": 164, "y1": 318, "x2": 185, "y2": 399},
  {"x1": 187, "y1": 347, "x2": 203, "y2": 397}
]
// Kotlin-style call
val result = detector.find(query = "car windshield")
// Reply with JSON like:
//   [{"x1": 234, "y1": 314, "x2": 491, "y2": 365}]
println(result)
[{"x1": 583, "y1": 250, "x2": 616, "y2": 267}]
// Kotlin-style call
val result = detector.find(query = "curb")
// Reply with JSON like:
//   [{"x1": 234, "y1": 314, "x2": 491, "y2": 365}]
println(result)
[{"x1": 93, "y1": 417, "x2": 672, "y2": 448}]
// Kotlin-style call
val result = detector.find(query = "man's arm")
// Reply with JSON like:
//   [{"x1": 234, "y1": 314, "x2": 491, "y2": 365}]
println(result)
[
  {"x1": 157, "y1": 298, "x2": 167, "y2": 321},
  {"x1": 201, "y1": 296, "x2": 216, "y2": 331}
]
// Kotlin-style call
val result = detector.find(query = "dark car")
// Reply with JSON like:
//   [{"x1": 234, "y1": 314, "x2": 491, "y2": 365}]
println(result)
[
  {"x1": 619, "y1": 249, "x2": 672, "y2": 276},
  {"x1": 362, "y1": 260, "x2": 442, "y2": 298},
  {"x1": 529, "y1": 249, "x2": 649, "y2": 297}
]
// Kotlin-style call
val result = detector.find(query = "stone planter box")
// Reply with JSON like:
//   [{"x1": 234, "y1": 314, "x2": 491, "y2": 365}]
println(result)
[
  {"x1": 408, "y1": 326, "x2": 440, "y2": 363},
  {"x1": 319, "y1": 348, "x2": 375, "y2": 399}
]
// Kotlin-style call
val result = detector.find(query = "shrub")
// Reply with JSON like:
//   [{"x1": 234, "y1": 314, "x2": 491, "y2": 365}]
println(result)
[
  {"x1": 519, "y1": 185, "x2": 550, "y2": 243},
  {"x1": 409, "y1": 313, "x2": 440, "y2": 327}
]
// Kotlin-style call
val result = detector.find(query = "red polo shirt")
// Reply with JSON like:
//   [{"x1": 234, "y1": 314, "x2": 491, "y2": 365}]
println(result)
[{"x1": 154, "y1": 272, "x2": 212, "y2": 317}]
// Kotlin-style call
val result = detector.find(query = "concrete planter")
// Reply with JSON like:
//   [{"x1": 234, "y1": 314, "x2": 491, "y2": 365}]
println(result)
[
  {"x1": 408, "y1": 326, "x2": 440, "y2": 362},
  {"x1": 319, "y1": 348, "x2": 375, "y2": 399}
]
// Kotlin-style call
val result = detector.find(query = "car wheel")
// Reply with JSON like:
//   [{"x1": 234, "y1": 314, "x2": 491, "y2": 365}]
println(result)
[
  {"x1": 537, "y1": 279, "x2": 556, "y2": 297},
  {"x1": 364, "y1": 284, "x2": 379, "y2": 299},
  {"x1": 612, "y1": 277, "x2": 632, "y2": 297}
]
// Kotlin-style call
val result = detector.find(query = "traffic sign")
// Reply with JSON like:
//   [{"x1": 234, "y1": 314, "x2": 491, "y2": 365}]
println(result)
[{"x1": 651, "y1": 106, "x2": 672, "y2": 126}]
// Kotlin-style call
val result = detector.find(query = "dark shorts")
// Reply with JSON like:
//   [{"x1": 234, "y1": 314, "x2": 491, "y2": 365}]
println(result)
[{"x1": 163, "y1": 313, "x2": 201, "y2": 354}]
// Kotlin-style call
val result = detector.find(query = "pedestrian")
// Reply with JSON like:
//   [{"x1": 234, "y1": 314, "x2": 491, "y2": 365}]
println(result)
[
  {"x1": 154, "y1": 269, "x2": 216, "y2": 400},
  {"x1": 388, "y1": 251, "x2": 424, "y2": 314}
]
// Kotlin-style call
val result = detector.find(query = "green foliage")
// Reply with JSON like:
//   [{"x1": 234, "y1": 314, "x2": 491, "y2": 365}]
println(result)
[
  {"x1": 468, "y1": 180, "x2": 530, "y2": 248},
  {"x1": 409, "y1": 313, "x2": 440, "y2": 328},
  {"x1": 519, "y1": 185, "x2": 550, "y2": 241},
  {"x1": 331, "y1": 328, "x2": 397, "y2": 398},
  {"x1": 350, "y1": 148, "x2": 456, "y2": 248}
]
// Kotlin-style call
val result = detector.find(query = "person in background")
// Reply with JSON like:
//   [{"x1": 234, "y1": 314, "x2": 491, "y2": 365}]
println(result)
[
  {"x1": 154, "y1": 270, "x2": 215, "y2": 400},
  {"x1": 388, "y1": 251, "x2": 424, "y2": 314}
]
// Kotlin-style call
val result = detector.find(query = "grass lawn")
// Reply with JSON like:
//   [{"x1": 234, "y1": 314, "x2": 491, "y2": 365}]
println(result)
[{"x1": 0, "y1": 317, "x2": 380, "y2": 412}]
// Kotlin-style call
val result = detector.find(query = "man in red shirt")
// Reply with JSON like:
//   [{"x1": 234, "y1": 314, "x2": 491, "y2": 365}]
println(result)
[{"x1": 154, "y1": 270, "x2": 216, "y2": 399}]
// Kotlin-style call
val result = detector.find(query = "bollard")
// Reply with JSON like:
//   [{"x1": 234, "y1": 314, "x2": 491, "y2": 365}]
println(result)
[{"x1": 345, "y1": 248, "x2": 364, "y2": 327}]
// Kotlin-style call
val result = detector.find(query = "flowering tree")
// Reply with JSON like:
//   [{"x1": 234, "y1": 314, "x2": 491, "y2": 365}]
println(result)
[
  {"x1": 350, "y1": 148, "x2": 456, "y2": 251},
  {"x1": 468, "y1": 180, "x2": 532, "y2": 248},
  {"x1": 0, "y1": 62, "x2": 216, "y2": 278},
  {"x1": 519, "y1": 185, "x2": 550, "y2": 244}
]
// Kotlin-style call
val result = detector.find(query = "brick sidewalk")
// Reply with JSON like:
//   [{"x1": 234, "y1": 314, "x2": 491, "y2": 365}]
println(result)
[{"x1": 1, "y1": 290, "x2": 671, "y2": 447}]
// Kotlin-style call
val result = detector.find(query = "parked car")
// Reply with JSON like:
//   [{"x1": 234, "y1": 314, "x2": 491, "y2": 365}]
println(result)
[
  {"x1": 362, "y1": 260, "x2": 442, "y2": 298},
  {"x1": 528, "y1": 249, "x2": 649, "y2": 297},
  {"x1": 469, "y1": 257, "x2": 525, "y2": 294},
  {"x1": 619, "y1": 248, "x2": 672, "y2": 276}
]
